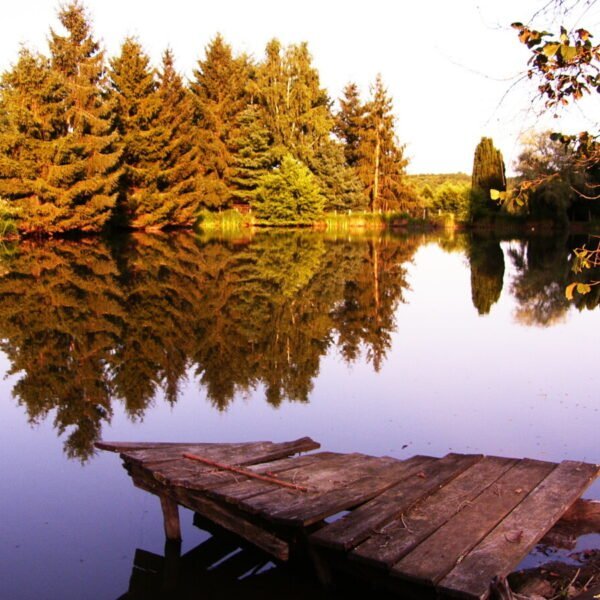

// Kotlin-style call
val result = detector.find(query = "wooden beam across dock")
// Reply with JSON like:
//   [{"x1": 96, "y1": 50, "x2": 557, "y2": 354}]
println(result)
[{"x1": 97, "y1": 438, "x2": 599, "y2": 599}]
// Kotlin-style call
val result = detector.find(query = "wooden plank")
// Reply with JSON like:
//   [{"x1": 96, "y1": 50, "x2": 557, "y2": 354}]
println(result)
[
  {"x1": 237, "y1": 454, "x2": 425, "y2": 525},
  {"x1": 121, "y1": 437, "x2": 320, "y2": 468},
  {"x1": 438, "y1": 460, "x2": 599, "y2": 600},
  {"x1": 351, "y1": 456, "x2": 517, "y2": 569},
  {"x1": 269, "y1": 456, "x2": 437, "y2": 527},
  {"x1": 139, "y1": 439, "x2": 321, "y2": 486},
  {"x1": 391, "y1": 458, "x2": 555, "y2": 587},
  {"x1": 96, "y1": 440, "x2": 221, "y2": 452},
  {"x1": 203, "y1": 452, "x2": 342, "y2": 500},
  {"x1": 310, "y1": 453, "x2": 483, "y2": 551}
]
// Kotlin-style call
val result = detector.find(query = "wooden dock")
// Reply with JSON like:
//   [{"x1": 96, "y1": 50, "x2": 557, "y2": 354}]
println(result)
[{"x1": 97, "y1": 438, "x2": 599, "y2": 599}]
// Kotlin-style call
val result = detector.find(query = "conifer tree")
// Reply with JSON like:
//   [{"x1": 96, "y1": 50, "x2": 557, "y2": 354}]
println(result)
[
  {"x1": 308, "y1": 141, "x2": 368, "y2": 211},
  {"x1": 151, "y1": 49, "x2": 203, "y2": 227},
  {"x1": 354, "y1": 75, "x2": 410, "y2": 212},
  {"x1": 336, "y1": 82, "x2": 366, "y2": 167},
  {"x1": 108, "y1": 37, "x2": 161, "y2": 227},
  {"x1": 471, "y1": 137, "x2": 506, "y2": 217},
  {"x1": 229, "y1": 104, "x2": 275, "y2": 205},
  {"x1": 253, "y1": 154, "x2": 325, "y2": 224},
  {"x1": 45, "y1": 1, "x2": 120, "y2": 232},
  {"x1": 0, "y1": 2, "x2": 119, "y2": 234},
  {"x1": 191, "y1": 34, "x2": 251, "y2": 209}
]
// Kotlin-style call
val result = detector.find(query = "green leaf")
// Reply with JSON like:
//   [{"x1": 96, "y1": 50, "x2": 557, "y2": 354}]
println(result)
[
  {"x1": 490, "y1": 189, "x2": 501, "y2": 200},
  {"x1": 560, "y1": 45, "x2": 578, "y2": 61},
  {"x1": 543, "y1": 43, "x2": 560, "y2": 57}
]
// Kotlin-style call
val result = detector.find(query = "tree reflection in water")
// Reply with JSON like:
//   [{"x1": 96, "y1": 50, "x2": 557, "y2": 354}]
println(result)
[{"x1": 0, "y1": 231, "x2": 417, "y2": 460}]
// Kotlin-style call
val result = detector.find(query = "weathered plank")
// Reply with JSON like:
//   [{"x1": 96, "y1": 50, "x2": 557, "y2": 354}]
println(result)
[
  {"x1": 122, "y1": 437, "x2": 320, "y2": 469},
  {"x1": 269, "y1": 456, "x2": 437, "y2": 527},
  {"x1": 236, "y1": 454, "x2": 430, "y2": 526},
  {"x1": 310, "y1": 453, "x2": 483, "y2": 551},
  {"x1": 351, "y1": 456, "x2": 517, "y2": 569},
  {"x1": 96, "y1": 440, "x2": 221, "y2": 452},
  {"x1": 438, "y1": 460, "x2": 599, "y2": 600},
  {"x1": 391, "y1": 458, "x2": 555, "y2": 587},
  {"x1": 204, "y1": 452, "x2": 342, "y2": 501}
]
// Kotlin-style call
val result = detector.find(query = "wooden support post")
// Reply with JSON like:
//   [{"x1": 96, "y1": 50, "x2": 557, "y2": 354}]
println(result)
[{"x1": 159, "y1": 495, "x2": 181, "y2": 541}]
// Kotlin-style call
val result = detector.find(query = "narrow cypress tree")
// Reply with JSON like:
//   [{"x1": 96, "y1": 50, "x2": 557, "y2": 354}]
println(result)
[{"x1": 471, "y1": 137, "x2": 506, "y2": 216}]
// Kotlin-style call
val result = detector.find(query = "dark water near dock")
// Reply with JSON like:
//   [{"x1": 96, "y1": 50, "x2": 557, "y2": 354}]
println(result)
[{"x1": 0, "y1": 230, "x2": 598, "y2": 599}]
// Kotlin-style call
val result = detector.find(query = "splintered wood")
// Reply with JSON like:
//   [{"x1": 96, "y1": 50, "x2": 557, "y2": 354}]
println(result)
[{"x1": 97, "y1": 438, "x2": 599, "y2": 600}]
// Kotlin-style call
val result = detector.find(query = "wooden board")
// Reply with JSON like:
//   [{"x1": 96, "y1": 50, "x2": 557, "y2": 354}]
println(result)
[
  {"x1": 437, "y1": 460, "x2": 599, "y2": 600},
  {"x1": 310, "y1": 453, "x2": 483, "y2": 551},
  {"x1": 238, "y1": 454, "x2": 435, "y2": 527},
  {"x1": 135, "y1": 439, "x2": 321, "y2": 486},
  {"x1": 351, "y1": 456, "x2": 517, "y2": 569},
  {"x1": 390, "y1": 458, "x2": 556, "y2": 586},
  {"x1": 204, "y1": 452, "x2": 344, "y2": 502}
]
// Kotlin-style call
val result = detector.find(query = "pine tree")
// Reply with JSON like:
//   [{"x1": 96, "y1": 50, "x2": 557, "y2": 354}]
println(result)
[
  {"x1": 308, "y1": 141, "x2": 367, "y2": 211},
  {"x1": 191, "y1": 34, "x2": 251, "y2": 209},
  {"x1": 108, "y1": 37, "x2": 161, "y2": 227},
  {"x1": 151, "y1": 50, "x2": 203, "y2": 227},
  {"x1": 229, "y1": 104, "x2": 275, "y2": 205},
  {"x1": 253, "y1": 154, "x2": 325, "y2": 224},
  {"x1": 354, "y1": 75, "x2": 410, "y2": 212},
  {"x1": 335, "y1": 82, "x2": 366, "y2": 167},
  {"x1": 0, "y1": 49, "x2": 66, "y2": 230},
  {"x1": 0, "y1": 1, "x2": 120, "y2": 235},
  {"x1": 44, "y1": 1, "x2": 120, "y2": 232}
]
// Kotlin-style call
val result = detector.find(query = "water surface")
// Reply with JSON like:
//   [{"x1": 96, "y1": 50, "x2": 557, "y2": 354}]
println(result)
[{"x1": 0, "y1": 230, "x2": 598, "y2": 599}]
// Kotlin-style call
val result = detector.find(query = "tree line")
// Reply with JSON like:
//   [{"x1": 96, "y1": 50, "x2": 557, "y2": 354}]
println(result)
[{"x1": 0, "y1": 1, "x2": 414, "y2": 235}]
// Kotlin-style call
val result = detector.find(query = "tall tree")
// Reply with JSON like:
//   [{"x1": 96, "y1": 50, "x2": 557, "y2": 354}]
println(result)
[
  {"x1": 191, "y1": 34, "x2": 251, "y2": 209},
  {"x1": 256, "y1": 39, "x2": 333, "y2": 163},
  {"x1": 471, "y1": 136, "x2": 506, "y2": 218},
  {"x1": 335, "y1": 82, "x2": 366, "y2": 167},
  {"x1": 0, "y1": 2, "x2": 119, "y2": 234},
  {"x1": 108, "y1": 37, "x2": 161, "y2": 227},
  {"x1": 228, "y1": 104, "x2": 275, "y2": 205},
  {"x1": 354, "y1": 75, "x2": 410, "y2": 212},
  {"x1": 45, "y1": 1, "x2": 120, "y2": 232}
]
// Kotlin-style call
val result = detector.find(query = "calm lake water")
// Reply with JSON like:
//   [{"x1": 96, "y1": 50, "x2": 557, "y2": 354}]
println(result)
[{"x1": 0, "y1": 229, "x2": 598, "y2": 599}]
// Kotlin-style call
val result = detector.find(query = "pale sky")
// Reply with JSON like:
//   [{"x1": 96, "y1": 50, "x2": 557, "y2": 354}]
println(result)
[{"x1": 1, "y1": 0, "x2": 598, "y2": 173}]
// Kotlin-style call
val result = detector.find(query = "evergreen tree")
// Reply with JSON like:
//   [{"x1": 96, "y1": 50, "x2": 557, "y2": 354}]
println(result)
[
  {"x1": 45, "y1": 1, "x2": 120, "y2": 232},
  {"x1": 108, "y1": 37, "x2": 161, "y2": 227},
  {"x1": 229, "y1": 104, "x2": 275, "y2": 205},
  {"x1": 335, "y1": 82, "x2": 366, "y2": 167},
  {"x1": 354, "y1": 75, "x2": 410, "y2": 212},
  {"x1": 471, "y1": 136, "x2": 506, "y2": 218},
  {"x1": 0, "y1": 2, "x2": 119, "y2": 234},
  {"x1": 151, "y1": 49, "x2": 203, "y2": 227},
  {"x1": 308, "y1": 141, "x2": 368, "y2": 211},
  {"x1": 253, "y1": 154, "x2": 325, "y2": 224},
  {"x1": 191, "y1": 34, "x2": 251, "y2": 209}
]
